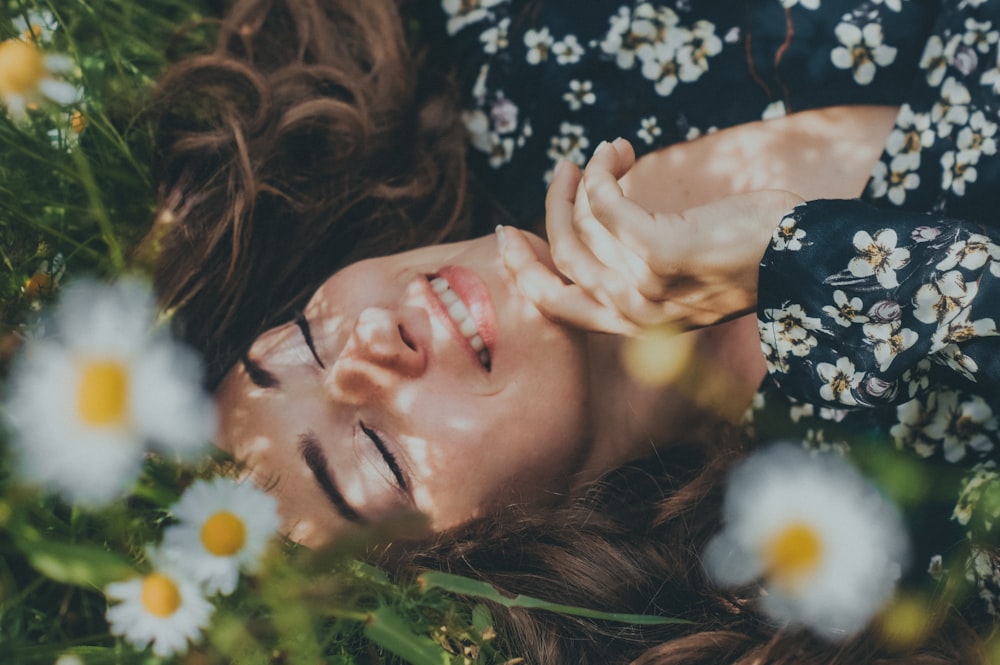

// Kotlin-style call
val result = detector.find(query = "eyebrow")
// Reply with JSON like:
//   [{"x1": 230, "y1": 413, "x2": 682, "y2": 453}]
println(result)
[
  {"x1": 242, "y1": 353, "x2": 280, "y2": 389},
  {"x1": 299, "y1": 433, "x2": 365, "y2": 524},
  {"x1": 294, "y1": 310, "x2": 326, "y2": 368}
]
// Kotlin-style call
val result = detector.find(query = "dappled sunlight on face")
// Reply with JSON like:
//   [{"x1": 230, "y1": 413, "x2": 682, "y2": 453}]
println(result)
[{"x1": 214, "y1": 233, "x2": 594, "y2": 547}]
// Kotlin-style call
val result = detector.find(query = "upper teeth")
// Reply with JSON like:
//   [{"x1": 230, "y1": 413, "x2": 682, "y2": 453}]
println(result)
[{"x1": 429, "y1": 277, "x2": 490, "y2": 367}]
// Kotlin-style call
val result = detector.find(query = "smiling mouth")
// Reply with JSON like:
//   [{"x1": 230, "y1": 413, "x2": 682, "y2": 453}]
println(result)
[{"x1": 427, "y1": 276, "x2": 492, "y2": 369}]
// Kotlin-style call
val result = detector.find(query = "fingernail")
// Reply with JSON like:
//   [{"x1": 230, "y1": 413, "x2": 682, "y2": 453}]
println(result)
[
  {"x1": 593, "y1": 140, "x2": 609, "y2": 157},
  {"x1": 495, "y1": 224, "x2": 507, "y2": 254}
]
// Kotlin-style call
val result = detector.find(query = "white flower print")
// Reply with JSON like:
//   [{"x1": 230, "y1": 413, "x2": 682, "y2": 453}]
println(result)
[
  {"x1": 480, "y1": 17, "x2": 510, "y2": 54},
  {"x1": 443, "y1": 0, "x2": 504, "y2": 36},
  {"x1": 563, "y1": 79, "x2": 596, "y2": 111},
  {"x1": 848, "y1": 229, "x2": 910, "y2": 289},
  {"x1": 941, "y1": 150, "x2": 978, "y2": 196},
  {"x1": 871, "y1": 0, "x2": 903, "y2": 11},
  {"x1": 980, "y1": 50, "x2": 1000, "y2": 95},
  {"x1": 762, "y1": 100, "x2": 787, "y2": 120},
  {"x1": 920, "y1": 35, "x2": 952, "y2": 88},
  {"x1": 637, "y1": 115, "x2": 662, "y2": 144},
  {"x1": 869, "y1": 156, "x2": 920, "y2": 205},
  {"x1": 932, "y1": 77, "x2": 971, "y2": 138},
  {"x1": 772, "y1": 216, "x2": 806, "y2": 251},
  {"x1": 914, "y1": 270, "x2": 978, "y2": 325},
  {"x1": 884, "y1": 104, "x2": 934, "y2": 170},
  {"x1": 823, "y1": 290, "x2": 869, "y2": 328},
  {"x1": 552, "y1": 34, "x2": 584, "y2": 65},
  {"x1": 891, "y1": 394, "x2": 939, "y2": 457},
  {"x1": 641, "y1": 41, "x2": 684, "y2": 96},
  {"x1": 789, "y1": 402, "x2": 815, "y2": 422},
  {"x1": 937, "y1": 233, "x2": 1000, "y2": 271},
  {"x1": 957, "y1": 111, "x2": 998, "y2": 164},
  {"x1": 953, "y1": 464, "x2": 1000, "y2": 528},
  {"x1": 487, "y1": 135, "x2": 515, "y2": 168},
  {"x1": 602, "y1": 5, "x2": 719, "y2": 97},
  {"x1": 781, "y1": 0, "x2": 820, "y2": 8},
  {"x1": 902, "y1": 358, "x2": 932, "y2": 398},
  {"x1": 601, "y1": 4, "x2": 675, "y2": 70},
  {"x1": 963, "y1": 18, "x2": 999, "y2": 55},
  {"x1": 924, "y1": 391, "x2": 997, "y2": 463},
  {"x1": 471, "y1": 63, "x2": 490, "y2": 103},
  {"x1": 678, "y1": 20, "x2": 723, "y2": 78},
  {"x1": 761, "y1": 304, "x2": 823, "y2": 360},
  {"x1": 929, "y1": 308, "x2": 998, "y2": 378},
  {"x1": 817, "y1": 357, "x2": 863, "y2": 406},
  {"x1": 864, "y1": 321, "x2": 918, "y2": 372},
  {"x1": 547, "y1": 121, "x2": 590, "y2": 167},
  {"x1": 830, "y1": 21, "x2": 898, "y2": 85},
  {"x1": 524, "y1": 27, "x2": 554, "y2": 65}
]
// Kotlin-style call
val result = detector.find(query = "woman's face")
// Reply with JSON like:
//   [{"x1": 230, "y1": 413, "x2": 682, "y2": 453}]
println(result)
[{"x1": 215, "y1": 232, "x2": 594, "y2": 546}]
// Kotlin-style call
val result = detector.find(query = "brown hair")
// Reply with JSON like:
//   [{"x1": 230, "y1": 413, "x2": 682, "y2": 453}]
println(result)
[
  {"x1": 148, "y1": 0, "x2": 473, "y2": 384},
  {"x1": 380, "y1": 436, "x2": 989, "y2": 664}
]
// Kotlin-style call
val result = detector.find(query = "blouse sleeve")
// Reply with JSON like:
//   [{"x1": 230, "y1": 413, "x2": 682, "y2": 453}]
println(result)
[{"x1": 757, "y1": 199, "x2": 1000, "y2": 415}]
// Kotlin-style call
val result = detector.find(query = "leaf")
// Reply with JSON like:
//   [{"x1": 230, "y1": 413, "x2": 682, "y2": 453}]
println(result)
[
  {"x1": 363, "y1": 606, "x2": 450, "y2": 665},
  {"x1": 471, "y1": 603, "x2": 493, "y2": 635},
  {"x1": 7, "y1": 511, "x2": 133, "y2": 588},
  {"x1": 419, "y1": 572, "x2": 689, "y2": 626}
]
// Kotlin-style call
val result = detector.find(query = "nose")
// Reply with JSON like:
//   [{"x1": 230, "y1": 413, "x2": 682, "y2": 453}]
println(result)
[{"x1": 325, "y1": 307, "x2": 427, "y2": 403}]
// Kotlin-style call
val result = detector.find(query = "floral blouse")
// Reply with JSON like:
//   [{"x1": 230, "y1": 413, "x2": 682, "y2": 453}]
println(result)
[{"x1": 419, "y1": 0, "x2": 1000, "y2": 618}]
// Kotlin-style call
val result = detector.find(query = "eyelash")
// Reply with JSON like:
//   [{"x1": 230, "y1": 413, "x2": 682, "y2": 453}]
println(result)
[{"x1": 360, "y1": 422, "x2": 409, "y2": 492}]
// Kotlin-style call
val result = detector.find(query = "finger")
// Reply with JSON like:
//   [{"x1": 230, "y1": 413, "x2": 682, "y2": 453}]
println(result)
[
  {"x1": 544, "y1": 158, "x2": 618, "y2": 303},
  {"x1": 498, "y1": 225, "x2": 639, "y2": 335},
  {"x1": 578, "y1": 144, "x2": 673, "y2": 301}
]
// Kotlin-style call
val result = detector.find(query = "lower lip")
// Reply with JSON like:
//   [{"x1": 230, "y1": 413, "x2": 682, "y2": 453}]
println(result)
[{"x1": 432, "y1": 266, "x2": 498, "y2": 365}]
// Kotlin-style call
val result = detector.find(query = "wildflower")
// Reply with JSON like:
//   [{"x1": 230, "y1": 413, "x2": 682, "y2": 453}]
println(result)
[
  {"x1": 703, "y1": 444, "x2": 909, "y2": 639},
  {"x1": 13, "y1": 9, "x2": 59, "y2": 44},
  {"x1": 0, "y1": 38, "x2": 79, "y2": 121},
  {"x1": 105, "y1": 564, "x2": 214, "y2": 657},
  {"x1": 162, "y1": 478, "x2": 281, "y2": 595},
  {"x1": 5, "y1": 279, "x2": 215, "y2": 505}
]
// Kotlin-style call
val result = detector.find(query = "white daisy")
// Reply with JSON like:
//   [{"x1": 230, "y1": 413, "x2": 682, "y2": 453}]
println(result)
[
  {"x1": 5, "y1": 278, "x2": 215, "y2": 505},
  {"x1": 13, "y1": 9, "x2": 59, "y2": 44},
  {"x1": 162, "y1": 478, "x2": 281, "y2": 595},
  {"x1": 0, "y1": 39, "x2": 80, "y2": 122},
  {"x1": 105, "y1": 564, "x2": 214, "y2": 657},
  {"x1": 704, "y1": 444, "x2": 909, "y2": 639}
]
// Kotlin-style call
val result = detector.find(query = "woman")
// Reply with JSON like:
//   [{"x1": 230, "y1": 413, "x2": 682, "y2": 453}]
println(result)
[{"x1": 149, "y1": 0, "x2": 998, "y2": 658}]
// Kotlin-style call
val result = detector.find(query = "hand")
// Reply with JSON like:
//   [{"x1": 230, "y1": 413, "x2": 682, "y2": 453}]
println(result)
[{"x1": 498, "y1": 138, "x2": 805, "y2": 335}]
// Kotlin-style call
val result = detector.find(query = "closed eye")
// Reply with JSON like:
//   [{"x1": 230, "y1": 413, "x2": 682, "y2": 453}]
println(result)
[{"x1": 360, "y1": 422, "x2": 411, "y2": 496}]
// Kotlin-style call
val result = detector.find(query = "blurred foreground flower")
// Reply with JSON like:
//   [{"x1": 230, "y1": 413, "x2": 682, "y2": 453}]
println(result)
[
  {"x1": 703, "y1": 443, "x2": 910, "y2": 639},
  {"x1": 105, "y1": 562, "x2": 214, "y2": 658},
  {"x1": 162, "y1": 477, "x2": 281, "y2": 595},
  {"x1": 0, "y1": 37, "x2": 79, "y2": 121},
  {"x1": 13, "y1": 9, "x2": 59, "y2": 44},
  {"x1": 5, "y1": 278, "x2": 215, "y2": 505}
]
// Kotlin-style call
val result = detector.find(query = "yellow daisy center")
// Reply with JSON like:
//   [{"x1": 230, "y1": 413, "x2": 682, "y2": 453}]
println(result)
[
  {"x1": 23, "y1": 25, "x2": 45, "y2": 41},
  {"x1": 763, "y1": 522, "x2": 823, "y2": 589},
  {"x1": 76, "y1": 359, "x2": 129, "y2": 427},
  {"x1": 0, "y1": 40, "x2": 45, "y2": 95},
  {"x1": 70, "y1": 110, "x2": 86, "y2": 133},
  {"x1": 140, "y1": 573, "x2": 182, "y2": 618},
  {"x1": 201, "y1": 511, "x2": 246, "y2": 556}
]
